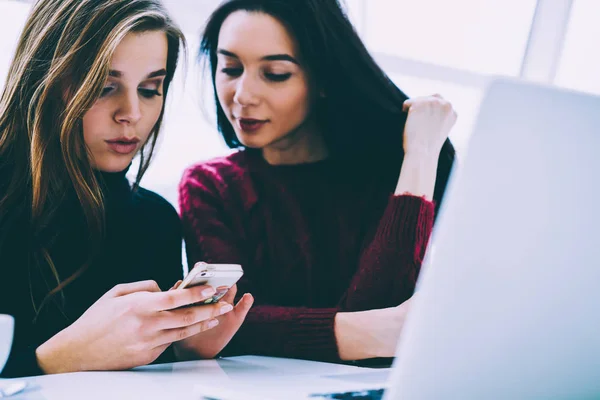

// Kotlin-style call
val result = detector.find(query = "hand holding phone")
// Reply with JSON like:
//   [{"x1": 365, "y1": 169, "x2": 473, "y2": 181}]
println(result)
[{"x1": 178, "y1": 262, "x2": 244, "y2": 304}]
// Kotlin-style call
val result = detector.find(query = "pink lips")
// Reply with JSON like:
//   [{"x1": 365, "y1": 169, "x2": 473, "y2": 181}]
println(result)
[
  {"x1": 237, "y1": 118, "x2": 267, "y2": 133},
  {"x1": 105, "y1": 137, "x2": 140, "y2": 155}
]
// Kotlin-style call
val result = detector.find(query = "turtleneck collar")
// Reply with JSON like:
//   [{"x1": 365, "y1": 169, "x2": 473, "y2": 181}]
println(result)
[
  {"x1": 98, "y1": 167, "x2": 129, "y2": 187},
  {"x1": 95, "y1": 165, "x2": 133, "y2": 209}
]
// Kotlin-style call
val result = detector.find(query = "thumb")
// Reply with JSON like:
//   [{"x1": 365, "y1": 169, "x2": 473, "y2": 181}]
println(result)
[
  {"x1": 233, "y1": 293, "x2": 254, "y2": 320},
  {"x1": 104, "y1": 280, "x2": 161, "y2": 299},
  {"x1": 221, "y1": 284, "x2": 238, "y2": 304}
]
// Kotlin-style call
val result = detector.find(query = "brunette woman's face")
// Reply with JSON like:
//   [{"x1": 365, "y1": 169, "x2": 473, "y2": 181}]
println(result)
[
  {"x1": 82, "y1": 31, "x2": 168, "y2": 172},
  {"x1": 215, "y1": 11, "x2": 314, "y2": 150}
]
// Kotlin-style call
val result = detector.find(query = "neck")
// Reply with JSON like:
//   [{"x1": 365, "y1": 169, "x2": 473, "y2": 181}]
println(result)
[{"x1": 261, "y1": 118, "x2": 329, "y2": 165}]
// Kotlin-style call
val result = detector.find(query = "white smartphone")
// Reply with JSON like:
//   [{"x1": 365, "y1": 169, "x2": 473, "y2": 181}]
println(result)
[{"x1": 178, "y1": 262, "x2": 244, "y2": 304}]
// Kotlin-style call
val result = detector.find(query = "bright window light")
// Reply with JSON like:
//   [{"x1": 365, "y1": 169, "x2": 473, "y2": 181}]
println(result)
[
  {"x1": 0, "y1": 1, "x2": 31, "y2": 82},
  {"x1": 554, "y1": 0, "x2": 600, "y2": 96},
  {"x1": 362, "y1": 0, "x2": 537, "y2": 76}
]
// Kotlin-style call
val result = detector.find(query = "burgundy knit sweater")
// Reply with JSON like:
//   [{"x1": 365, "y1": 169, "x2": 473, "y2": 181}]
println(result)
[{"x1": 179, "y1": 150, "x2": 435, "y2": 362}]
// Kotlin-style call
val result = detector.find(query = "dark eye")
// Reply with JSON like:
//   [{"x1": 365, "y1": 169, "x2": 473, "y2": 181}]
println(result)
[
  {"x1": 139, "y1": 88, "x2": 162, "y2": 99},
  {"x1": 265, "y1": 72, "x2": 292, "y2": 82},
  {"x1": 221, "y1": 67, "x2": 243, "y2": 77},
  {"x1": 100, "y1": 86, "x2": 115, "y2": 97}
]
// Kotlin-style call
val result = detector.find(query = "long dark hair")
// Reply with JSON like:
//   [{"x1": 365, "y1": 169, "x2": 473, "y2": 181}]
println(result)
[
  {"x1": 0, "y1": 0, "x2": 185, "y2": 315},
  {"x1": 200, "y1": 0, "x2": 455, "y2": 207}
]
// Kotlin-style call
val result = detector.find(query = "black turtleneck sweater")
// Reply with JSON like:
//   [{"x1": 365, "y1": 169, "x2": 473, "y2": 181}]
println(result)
[{"x1": 0, "y1": 169, "x2": 183, "y2": 378}]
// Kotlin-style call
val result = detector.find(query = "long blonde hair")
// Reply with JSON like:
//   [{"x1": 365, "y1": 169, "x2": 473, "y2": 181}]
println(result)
[{"x1": 0, "y1": 0, "x2": 185, "y2": 314}]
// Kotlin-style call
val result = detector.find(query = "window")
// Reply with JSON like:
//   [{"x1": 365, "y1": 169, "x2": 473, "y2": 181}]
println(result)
[
  {"x1": 554, "y1": 0, "x2": 600, "y2": 95},
  {"x1": 361, "y1": 0, "x2": 537, "y2": 76},
  {"x1": 340, "y1": 0, "x2": 540, "y2": 165}
]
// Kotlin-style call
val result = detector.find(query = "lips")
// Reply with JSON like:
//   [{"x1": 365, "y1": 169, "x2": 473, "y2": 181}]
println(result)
[
  {"x1": 237, "y1": 118, "x2": 267, "y2": 133},
  {"x1": 105, "y1": 137, "x2": 140, "y2": 155}
]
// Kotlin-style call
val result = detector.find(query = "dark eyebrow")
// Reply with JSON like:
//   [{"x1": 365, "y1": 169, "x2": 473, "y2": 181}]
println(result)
[
  {"x1": 262, "y1": 54, "x2": 298, "y2": 64},
  {"x1": 108, "y1": 68, "x2": 167, "y2": 79},
  {"x1": 217, "y1": 49, "x2": 299, "y2": 65},
  {"x1": 146, "y1": 69, "x2": 167, "y2": 79}
]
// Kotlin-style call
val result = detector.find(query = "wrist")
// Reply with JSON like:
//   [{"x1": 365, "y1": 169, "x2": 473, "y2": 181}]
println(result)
[
  {"x1": 403, "y1": 140, "x2": 444, "y2": 161},
  {"x1": 395, "y1": 153, "x2": 439, "y2": 199},
  {"x1": 173, "y1": 341, "x2": 197, "y2": 361},
  {"x1": 401, "y1": 152, "x2": 439, "y2": 169},
  {"x1": 334, "y1": 311, "x2": 380, "y2": 361},
  {"x1": 36, "y1": 329, "x2": 81, "y2": 374}
]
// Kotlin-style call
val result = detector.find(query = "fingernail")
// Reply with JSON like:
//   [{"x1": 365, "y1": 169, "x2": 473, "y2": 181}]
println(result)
[
  {"x1": 208, "y1": 319, "x2": 219, "y2": 329},
  {"x1": 202, "y1": 287, "x2": 216, "y2": 297},
  {"x1": 220, "y1": 304, "x2": 233, "y2": 314}
]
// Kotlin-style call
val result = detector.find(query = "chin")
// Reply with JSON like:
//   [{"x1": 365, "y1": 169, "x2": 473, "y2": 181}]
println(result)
[
  {"x1": 93, "y1": 156, "x2": 133, "y2": 173},
  {"x1": 235, "y1": 133, "x2": 272, "y2": 149}
]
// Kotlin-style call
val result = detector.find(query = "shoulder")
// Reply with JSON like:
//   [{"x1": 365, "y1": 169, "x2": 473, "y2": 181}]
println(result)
[
  {"x1": 180, "y1": 151, "x2": 249, "y2": 192},
  {"x1": 179, "y1": 151, "x2": 257, "y2": 211}
]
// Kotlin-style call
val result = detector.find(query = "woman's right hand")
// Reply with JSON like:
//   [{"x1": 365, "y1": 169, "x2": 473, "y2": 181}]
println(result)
[{"x1": 35, "y1": 280, "x2": 232, "y2": 374}]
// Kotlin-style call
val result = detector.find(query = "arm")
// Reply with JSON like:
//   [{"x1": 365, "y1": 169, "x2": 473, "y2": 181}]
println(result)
[
  {"x1": 339, "y1": 95, "x2": 456, "y2": 312},
  {"x1": 339, "y1": 165, "x2": 436, "y2": 312},
  {"x1": 335, "y1": 298, "x2": 413, "y2": 360},
  {"x1": 29, "y1": 196, "x2": 221, "y2": 376},
  {"x1": 179, "y1": 168, "x2": 341, "y2": 361},
  {"x1": 33, "y1": 281, "x2": 227, "y2": 374}
]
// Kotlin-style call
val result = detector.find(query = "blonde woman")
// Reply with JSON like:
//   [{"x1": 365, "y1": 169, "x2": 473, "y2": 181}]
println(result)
[{"x1": 0, "y1": 0, "x2": 251, "y2": 378}]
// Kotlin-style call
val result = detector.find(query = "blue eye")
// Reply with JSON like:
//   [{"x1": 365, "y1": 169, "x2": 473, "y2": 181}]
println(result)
[
  {"x1": 139, "y1": 88, "x2": 162, "y2": 99},
  {"x1": 265, "y1": 72, "x2": 292, "y2": 82},
  {"x1": 221, "y1": 67, "x2": 243, "y2": 77}
]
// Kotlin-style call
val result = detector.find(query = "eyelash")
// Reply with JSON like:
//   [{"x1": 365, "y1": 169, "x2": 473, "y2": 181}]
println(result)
[
  {"x1": 139, "y1": 88, "x2": 162, "y2": 98},
  {"x1": 220, "y1": 68, "x2": 292, "y2": 83},
  {"x1": 100, "y1": 87, "x2": 115, "y2": 97},
  {"x1": 265, "y1": 72, "x2": 292, "y2": 82},
  {"x1": 99, "y1": 86, "x2": 162, "y2": 98}
]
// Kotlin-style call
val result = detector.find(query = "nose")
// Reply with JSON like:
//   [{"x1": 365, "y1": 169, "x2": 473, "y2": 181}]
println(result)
[
  {"x1": 233, "y1": 74, "x2": 260, "y2": 107},
  {"x1": 114, "y1": 92, "x2": 142, "y2": 125}
]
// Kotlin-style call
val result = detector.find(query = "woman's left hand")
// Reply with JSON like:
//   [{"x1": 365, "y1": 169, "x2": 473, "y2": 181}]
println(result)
[
  {"x1": 402, "y1": 94, "x2": 457, "y2": 159},
  {"x1": 172, "y1": 283, "x2": 254, "y2": 360},
  {"x1": 394, "y1": 94, "x2": 457, "y2": 199}
]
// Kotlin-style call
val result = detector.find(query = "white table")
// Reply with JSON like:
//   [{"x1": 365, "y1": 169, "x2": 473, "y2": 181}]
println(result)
[{"x1": 2, "y1": 356, "x2": 391, "y2": 400}]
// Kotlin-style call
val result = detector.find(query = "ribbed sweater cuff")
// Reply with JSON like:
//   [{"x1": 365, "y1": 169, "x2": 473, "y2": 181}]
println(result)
[
  {"x1": 376, "y1": 195, "x2": 435, "y2": 250},
  {"x1": 1, "y1": 345, "x2": 44, "y2": 378},
  {"x1": 286, "y1": 308, "x2": 340, "y2": 362}
]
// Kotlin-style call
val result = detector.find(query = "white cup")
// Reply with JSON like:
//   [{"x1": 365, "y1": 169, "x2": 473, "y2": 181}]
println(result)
[{"x1": 0, "y1": 314, "x2": 14, "y2": 374}]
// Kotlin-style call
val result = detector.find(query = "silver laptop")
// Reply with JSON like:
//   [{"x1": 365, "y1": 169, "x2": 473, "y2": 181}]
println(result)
[
  {"x1": 385, "y1": 78, "x2": 600, "y2": 399},
  {"x1": 196, "y1": 78, "x2": 600, "y2": 399}
]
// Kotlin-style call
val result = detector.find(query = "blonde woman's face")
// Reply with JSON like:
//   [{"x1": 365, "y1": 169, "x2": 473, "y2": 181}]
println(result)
[{"x1": 82, "y1": 31, "x2": 168, "y2": 173}]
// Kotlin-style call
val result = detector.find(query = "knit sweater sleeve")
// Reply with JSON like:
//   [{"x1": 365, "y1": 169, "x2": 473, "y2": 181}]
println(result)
[
  {"x1": 339, "y1": 195, "x2": 435, "y2": 312},
  {"x1": 179, "y1": 164, "x2": 340, "y2": 362},
  {"x1": 1, "y1": 346, "x2": 44, "y2": 378}
]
